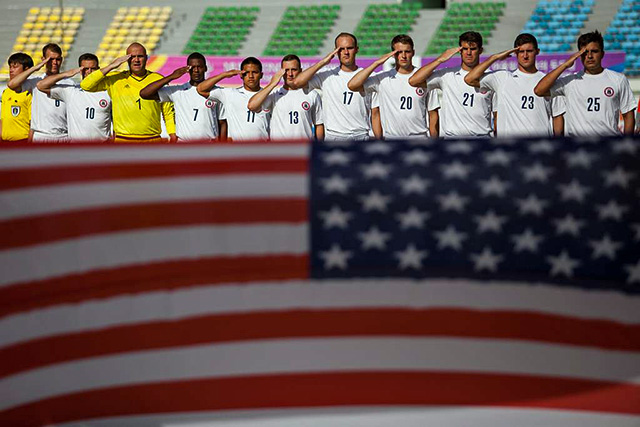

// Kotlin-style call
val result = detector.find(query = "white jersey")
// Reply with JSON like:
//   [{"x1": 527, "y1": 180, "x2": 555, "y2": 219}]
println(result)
[
  {"x1": 309, "y1": 66, "x2": 371, "y2": 140},
  {"x1": 364, "y1": 68, "x2": 440, "y2": 138},
  {"x1": 427, "y1": 66, "x2": 494, "y2": 138},
  {"x1": 480, "y1": 69, "x2": 565, "y2": 138},
  {"x1": 159, "y1": 83, "x2": 224, "y2": 141},
  {"x1": 551, "y1": 69, "x2": 636, "y2": 137},
  {"x1": 49, "y1": 84, "x2": 112, "y2": 142},
  {"x1": 23, "y1": 76, "x2": 74, "y2": 138},
  {"x1": 208, "y1": 87, "x2": 269, "y2": 141},
  {"x1": 263, "y1": 87, "x2": 323, "y2": 140}
]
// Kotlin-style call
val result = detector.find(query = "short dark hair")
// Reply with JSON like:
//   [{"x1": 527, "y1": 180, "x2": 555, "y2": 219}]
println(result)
[
  {"x1": 459, "y1": 31, "x2": 483, "y2": 48},
  {"x1": 391, "y1": 34, "x2": 414, "y2": 50},
  {"x1": 281, "y1": 54, "x2": 301, "y2": 68},
  {"x1": 514, "y1": 33, "x2": 538, "y2": 50},
  {"x1": 241, "y1": 56, "x2": 262, "y2": 72},
  {"x1": 8, "y1": 52, "x2": 34, "y2": 69},
  {"x1": 334, "y1": 32, "x2": 358, "y2": 47},
  {"x1": 187, "y1": 52, "x2": 206, "y2": 65},
  {"x1": 42, "y1": 43, "x2": 62, "y2": 57},
  {"x1": 577, "y1": 30, "x2": 604, "y2": 51},
  {"x1": 78, "y1": 53, "x2": 99, "y2": 66}
]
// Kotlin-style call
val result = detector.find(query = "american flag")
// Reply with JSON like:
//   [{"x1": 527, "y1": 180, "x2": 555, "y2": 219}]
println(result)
[{"x1": 0, "y1": 138, "x2": 638, "y2": 426}]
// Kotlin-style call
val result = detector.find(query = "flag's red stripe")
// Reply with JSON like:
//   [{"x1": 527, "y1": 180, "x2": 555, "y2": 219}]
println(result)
[
  {"x1": 0, "y1": 255, "x2": 309, "y2": 319},
  {"x1": 0, "y1": 140, "x2": 308, "y2": 148},
  {"x1": 0, "y1": 198, "x2": 307, "y2": 250},
  {"x1": 3, "y1": 308, "x2": 638, "y2": 378},
  {"x1": 0, "y1": 158, "x2": 307, "y2": 190},
  {"x1": 2, "y1": 372, "x2": 638, "y2": 426}
]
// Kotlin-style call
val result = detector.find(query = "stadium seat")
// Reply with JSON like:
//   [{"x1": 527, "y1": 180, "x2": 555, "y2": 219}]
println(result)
[
  {"x1": 605, "y1": 0, "x2": 640, "y2": 74},
  {"x1": 522, "y1": 0, "x2": 592, "y2": 53}
]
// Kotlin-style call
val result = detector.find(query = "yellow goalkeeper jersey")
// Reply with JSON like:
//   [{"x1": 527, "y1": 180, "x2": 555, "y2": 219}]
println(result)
[
  {"x1": 1, "y1": 87, "x2": 32, "y2": 141},
  {"x1": 81, "y1": 69, "x2": 175, "y2": 138}
]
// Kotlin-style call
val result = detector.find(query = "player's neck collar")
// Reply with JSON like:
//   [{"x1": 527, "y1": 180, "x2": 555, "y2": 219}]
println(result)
[{"x1": 129, "y1": 70, "x2": 150, "y2": 81}]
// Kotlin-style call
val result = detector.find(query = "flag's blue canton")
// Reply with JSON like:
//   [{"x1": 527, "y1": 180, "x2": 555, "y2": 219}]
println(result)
[{"x1": 310, "y1": 136, "x2": 640, "y2": 294}]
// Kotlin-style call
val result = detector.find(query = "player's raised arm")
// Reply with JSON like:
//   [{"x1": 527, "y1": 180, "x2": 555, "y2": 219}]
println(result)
[
  {"x1": 289, "y1": 47, "x2": 340, "y2": 90},
  {"x1": 81, "y1": 54, "x2": 131, "y2": 92},
  {"x1": 347, "y1": 49, "x2": 398, "y2": 92},
  {"x1": 7, "y1": 57, "x2": 49, "y2": 92},
  {"x1": 196, "y1": 69, "x2": 242, "y2": 98},
  {"x1": 464, "y1": 47, "x2": 518, "y2": 87},
  {"x1": 140, "y1": 65, "x2": 190, "y2": 100},
  {"x1": 534, "y1": 47, "x2": 586, "y2": 97},
  {"x1": 409, "y1": 47, "x2": 461, "y2": 87},
  {"x1": 36, "y1": 66, "x2": 83, "y2": 95},
  {"x1": 248, "y1": 68, "x2": 284, "y2": 112}
]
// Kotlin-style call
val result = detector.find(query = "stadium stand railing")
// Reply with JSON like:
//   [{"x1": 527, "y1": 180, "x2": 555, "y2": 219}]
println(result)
[
  {"x1": 355, "y1": 3, "x2": 422, "y2": 57},
  {"x1": 183, "y1": 6, "x2": 259, "y2": 56},
  {"x1": 522, "y1": 0, "x2": 594, "y2": 53},
  {"x1": 605, "y1": 0, "x2": 640, "y2": 76},
  {"x1": 96, "y1": 6, "x2": 172, "y2": 67},
  {"x1": 1, "y1": 7, "x2": 84, "y2": 80},
  {"x1": 424, "y1": 2, "x2": 505, "y2": 56},
  {"x1": 263, "y1": 5, "x2": 340, "y2": 57}
]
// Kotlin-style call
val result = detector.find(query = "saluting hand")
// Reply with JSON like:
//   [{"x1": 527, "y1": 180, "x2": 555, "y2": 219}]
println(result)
[
  {"x1": 64, "y1": 67, "x2": 85, "y2": 78},
  {"x1": 564, "y1": 46, "x2": 588, "y2": 68},
  {"x1": 169, "y1": 65, "x2": 191, "y2": 80},
  {"x1": 110, "y1": 54, "x2": 131, "y2": 68},
  {"x1": 438, "y1": 47, "x2": 463, "y2": 63},
  {"x1": 376, "y1": 49, "x2": 400, "y2": 66},
  {"x1": 270, "y1": 68, "x2": 286, "y2": 84},
  {"x1": 323, "y1": 46, "x2": 341, "y2": 64},
  {"x1": 224, "y1": 69, "x2": 243, "y2": 78},
  {"x1": 493, "y1": 47, "x2": 519, "y2": 61}
]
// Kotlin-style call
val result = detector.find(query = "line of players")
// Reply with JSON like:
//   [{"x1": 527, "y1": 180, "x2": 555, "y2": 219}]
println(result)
[{"x1": 1, "y1": 30, "x2": 636, "y2": 142}]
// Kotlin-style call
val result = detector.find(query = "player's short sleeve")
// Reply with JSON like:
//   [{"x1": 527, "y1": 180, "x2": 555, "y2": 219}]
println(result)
[
  {"x1": 216, "y1": 101, "x2": 226, "y2": 121},
  {"x1": 479, "y1": 70, "x2": 503, "y2": 93},
  {"x1": 207, "y1": 87, "x2": 227, "y2": 104},
  {"x1": 48, "y1": 86, "x2": 70, "y2": 102},
  {"x1": 426, "y1": 68, "x2": 447, "y2": 91},
  {"x1": 550, "y1": 75, "x2": 570, "y2": 97},
  {"x1": 491, "y1": 91, "x2": 497, "y2": 113},
  {"x1": 308, "y1": 69, "x2": 332, "y2": 91},
  {"x1": 427, "y1": 89, "x2": 441, "y2": 111},
  {"x1": 262, "y1": 91, "x2": 277, "y2": 111},
  {"x1": 363, "y1": 71, "x2": 384, "y2": 93},
  {"x1": 21, "y1": 77, "x2": 40, "y2": 94},
  {"x1": 551, "y1": 95, "x2": 566, "y2": 117},
  {"x1": 618, "y1": 75, "x2": 637, "y2": 114},
  {"x1": 312, "y1": 92, "x2": 323, "y2": 125},
  {"x1": 370, "y1": 91, "x2": 379, "y2": 109},
  {"x1": 158, "y1": 85, "x2": 182, "y2": 103}
]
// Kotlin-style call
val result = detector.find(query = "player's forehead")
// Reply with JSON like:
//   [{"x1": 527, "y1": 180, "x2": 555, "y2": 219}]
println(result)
[
  {"x1": 392, "y1": 42, "x2": 413, "y2": 52},
  {"x1": 8, "y1": 61, "x2": 24, "y2": 68},
  {"x1": 460, "y1": 41, "x2": 479, "y2": 49},
  {"x1": 282, "y1": 60, "x2": 300, "y2": 70},
  {"x1": 335, "y1": 36, "x2": 356, "y2": 48},
  {"x1": 242, "y1": 63, "x2": 261, "y2": 72},
  {"x1": 44, "y1": 49, "x2": 62, "y2": 59},
  {"x1": 127, "y1": 45, "x2": 146, "y2": 56},
  {"x1": 188, "y1": 58, "x2": 206, "y2": 67},
  {"x1": 81, "y1": 59, "x2": 99, "y2": 68},
  {"x1": 517, "y1": 43, "x2": 536, "y2": 51},
  {"x1": 582, "y1": 41, "x2": 602, "y2": 51}
]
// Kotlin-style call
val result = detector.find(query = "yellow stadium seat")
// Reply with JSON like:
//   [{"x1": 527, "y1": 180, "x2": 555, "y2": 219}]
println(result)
[
  {"x1": 125, "y1": 14, "x2": 136, "y2": 22},
  {"x1": 49, "y1": 15, "x2": 60, "y2": 23},
  {"x1": 129, "y1": 7, "x2": 140, "y2": 14},
  {"x1": 37, "y1": 15, "x2": 48, "y2": 22},
  {"x1": 113, "y1": 35, "x2": 126, "y2": 43},
  {"x1": 151, "y1": 7, "x2": 161, "y2": 14},
  {"x1": 26, "y1": 15, "x2": 37, "y2": 23},
  {"x1": 27, "y1": 35, "x2": 39, "y2": 43},
  {"x1": 69, "y1": 22, "x2": 80, "y2": 30},
  {"x1": 62, "y1": 35, "x2": 73, "y2": 43},
  {"x1": 41, "y1": 7, "x2": 51, "y2": 14},
  {"x1": 117, "y1": 28, "x2": 129, "y2": 36},
  {"x1": 52, "y1": 7, "x2": 61, "y2": 14},
  {"x1": 121, "y1": 21, "x2": 133, "y2": 29},
  {"x1": 99, "y1": 42, "x2": 110, "y2": 50},
  {"x1": 34, "y1": 22, "x2": 45, "y2": 30},
  {"x1": 96, "y1": 49, "x2": 107, "y2": 57},
  {"x1": 71, "y1": 15, "x2": 82, "y2": 23},
  {"x1": 162, "y1": 7, "x2": 172, "y2": 13},
  {"x1": 62, "y1": 43, "x2": 70, "y2": 51},
  {"x1": 151, "y1": 28, "x2": 163, "y2": 36},
  {"x1": 140, "y1": 7, "x2": 151, "y2": 14},
  {"x1": 75, "y1": 7, "x2": 84, "y2": 14},
  {"x1": 19, "y1": 29, "x2": 30, "y2": 37},
  {"x1": 25, "y1": 43, "x2": 37, "y2": 52},
  {"x1": 106, "y1": 28, "x2": 118, "y2": 36},
  {"x1": 113, "y1": 13, "x2": 124, "y2": 22},
  {"x1": 13, "y1": 43, "x2": 25, "y2": 51},
  {"x1": 143, "y1": 21, "x2": 155, "y2": 29},
  {"x1": 23, "y1": 22, "x2": 34, "y2": 30},
  {"x1": 40, "y1": 35, "x2": 51, "y2": 43},
  {"x1": 148, "y1": 35, "x2": 160, "y2": 43},
  {"x1": 61, "y1": 15, "x2": 71, "y2": 23},
  {"x1": 16, "y1": 36, "x2": 28, "y2": 44},
  {"x1": 29, "y1": 7, "x2": 40, "y2": 15},
  {"x1": 117, "y1": 7, "x2": 128, "y2": 14}
]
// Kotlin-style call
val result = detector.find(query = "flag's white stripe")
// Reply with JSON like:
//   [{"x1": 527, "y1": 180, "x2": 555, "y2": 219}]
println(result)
[
  {"x1": 54, "y1": 407, "x2": 640, "y2": 427},
  {"x1": 0, "y1": 224, "x2": 307, "y2": 287},
  {"x1": 2, "y1": 279, "x2": 639, "y2": 348},
  {"x1": 0, "y1": 174, "x2": 307, "y2": 220},
  {"x1": 2, "y1": 337, "x2": 639, "y2": 410},
  {"x1": 0, "y1": 145, "x2": 308, "y2": 170}
]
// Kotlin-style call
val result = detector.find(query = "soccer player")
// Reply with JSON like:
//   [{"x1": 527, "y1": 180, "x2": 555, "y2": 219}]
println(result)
[
  {"x1": 8, "y1": 43, "x2": 72, "y2": 142},
  {"x1": 37, "y1": 53, "x2": 112, "y2": 142},
  {"x1": 139, "y1": 52, "x2": 227, "y2": 142},
  {"x1": 80, "y1": 42, "x2": 176, "y2": 143},
  {"x1": 288, "y1": 32, "x2": 374, "y2": 141},
  {"x1": 247, "y1": 54, "x2": 324, "y2": 140},
  {"x1": 534, "y1": 30, "x2": 636, "y2": 136},
  {"x1": 347, "y1": 34, "x2": 440, "y2": 139},
  {"x1": 1, "y1": 53, "x2": 33, "y2": 141},
  {"x1": 464, "y1": 33, "x2": 566, "y2": 137},
  {"x1": 196, "y1": 57, "x2": 269, "y2": 141},
  {"x1": 409, "y1": 31, "x2": 495, "y2": 138}
]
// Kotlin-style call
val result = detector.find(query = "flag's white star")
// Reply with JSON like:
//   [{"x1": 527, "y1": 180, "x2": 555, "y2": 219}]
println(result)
[
  {"x1": 364, "y1": 142, "x2": 393, "y2": 154},
  {"x1": 319, "y1": 244, "x2": 352, "y2": 270},
  {"x1": 484, "y1": 149, "x2": 513, "y2": 166},
  {"x1": 396, "y1": 207, "x2": 429, "y2": 229},
  {"x1": 361, "y1": 161, "x2": 392, "y2": 179},
  {"x1": 547, "y1": 250, "x2": 581, "y2": 277},
  {"x1": 565, "y1": 149, "x2": 595, "y2": 168},
  {"x1": 358, "y1": 226, "x2": 391, "y2": 250},
  {"x1": 402, "y1": 149, "x2": 432, "y2": 165},
  {"x1": 441, "y1": 161, "x2": 473, "y2": 180},
  {"x1": 359, "y1": 190, "x2": 392, "y2": 212},
  {"x1": 400, "y1": 174, "x2": 431, "y2": 194},
  {"x1": 603, "y1": 167, "x2": 635, "y2": 189},
  {"x1": 470, "y1": 247, "x2": 504, "y2": 272},
  {"x1": 395, "y1": 244, "x2": 428, "y2": 269},
  {"x1": 478, "y1": 175, "x2": 510, "y2": 198},
  {"x1": 445, "y1": 141, "x2": 474, "y2": 154},
  {"x1": 553, "y1": 214, "x2": 586, "y2": 236},
  {"x1": 318, "y1": 205, "x2": 352, "y2": 229},
  {"x1": 596, "y1": 200, "x2": 628, "y2": 221},
  {"x1": 434, "y1": 225, "x2": 468, "y2": 251},
  {"x1": 320, "y1": 174, "x2": 351, "y2": 194},
  {"x1": 511, "y1": 228, "x2": 544, "y2": 253},
  {"x1": 558, "y1": 180, "x2": 590, "y2": 203},
  {"x1": 624, "y1": 260, "x2": 640, "y2": 284},
  {"x1": 437, "y1": 191, "x2": 470, "y2": 212},
  {"x1": 322, "y1": 150, "x2": 351, "y2": 166},
  {"x1": 612, "y1": 139, "x2": 638, "y2": 155},
  {"x1": 589, "y1": 234, "x2": 623, "y2": 260},
  {"x1": 521, "y1": 162, "x2": 553, "y2": 183},
  {"x1": 528, "y1": 140, "x2": 556, "y2": 154},
  {"x1": 474, "y1": 210, "x2": 507, "y2": 233},
  {"x1": 516, "y1": 194, "x2": 548, "y2": 216}
]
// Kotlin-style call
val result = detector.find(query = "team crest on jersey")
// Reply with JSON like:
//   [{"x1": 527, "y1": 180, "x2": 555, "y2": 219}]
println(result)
[
  {"x1": 301, "y1": 101, "x2": 310, "y2": 111},
  {"x1": 604, "y1": 87, "x2": 615, "y2": 97},
  {"x1": 11, "y1": 106, "x2": 20, "y2": 117},
  {"x1": 205, "y1": 99, "x2": 215, "y2": 109},
  {"x1": 99, "y1": 99, "x2": 108, "y2": 108},
  {"x1": 262, "y1": 108, "x2": 270, "y2": 113},
  {"x1": 415, "y1": 87, "x2": 425, "y2": 96}
]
